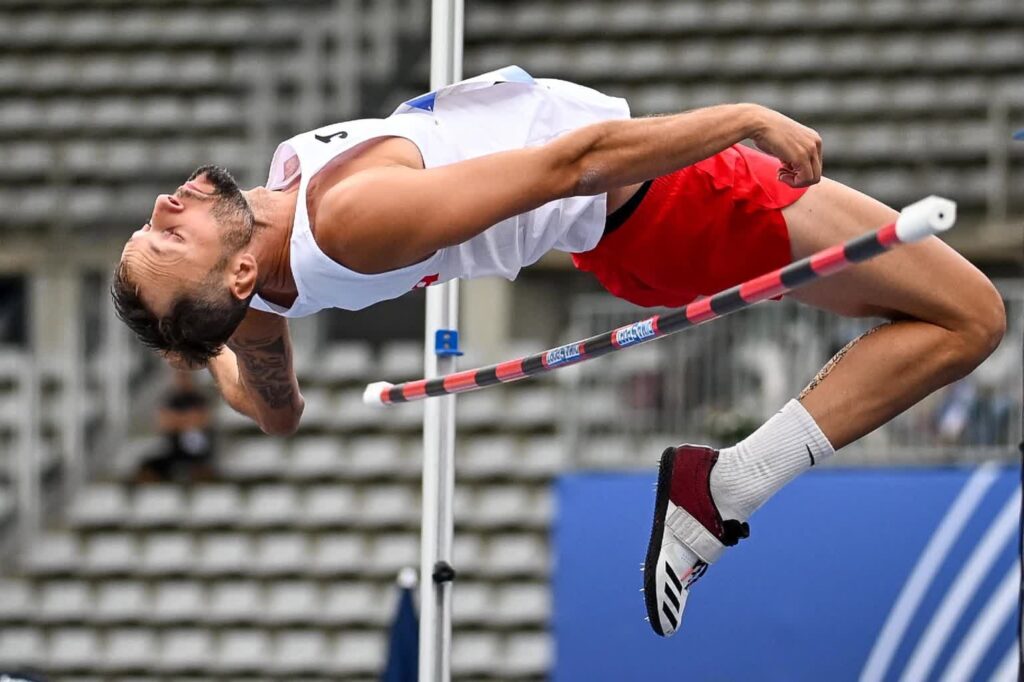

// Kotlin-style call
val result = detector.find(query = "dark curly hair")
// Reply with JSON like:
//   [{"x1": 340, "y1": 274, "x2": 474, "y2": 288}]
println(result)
[{"x1": 111, "y1": 260, "x2": 251, "y2": 367}]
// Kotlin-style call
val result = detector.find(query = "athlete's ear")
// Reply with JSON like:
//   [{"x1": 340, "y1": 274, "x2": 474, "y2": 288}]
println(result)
[{"x1": 227, "y1": 253, "x2": 258, "y2": 301}]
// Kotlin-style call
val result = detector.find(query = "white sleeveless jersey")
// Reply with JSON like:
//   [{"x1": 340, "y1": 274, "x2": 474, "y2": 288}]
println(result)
[{"x1": 250, "y1": 66, "x2": 630, "y2": 317}]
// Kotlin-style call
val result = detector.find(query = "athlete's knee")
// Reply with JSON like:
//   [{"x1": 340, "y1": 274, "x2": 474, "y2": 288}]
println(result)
[{"x1": 944, "y1": 273, "x2": 1006, "y2": 376}]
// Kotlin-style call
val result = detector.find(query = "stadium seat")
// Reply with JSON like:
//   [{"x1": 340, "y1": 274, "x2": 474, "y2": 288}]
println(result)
[
  {"x1": 193, "y1": 95, "x2": 239, "y2": 128},
  {"x1": 368, "y1": 533, "x2": 419, "y2": 574},
  {"x1": 299, "y1": 483, "x2": 357, "y2": 527},
  {"x1": 327, "y1": 632, "x2": 385, "y2": 675},
  {"x1": 456, "y1": 390, "x2": 505, "y2": 429},
  {"x1": 319, "y1": 582, "x2": 388, "y2": 626},
  {"x1": 484, "y1": 534, "x2": 549, "y2": 576},
  {"x1": 188, "y1": 485, "x2": 244, "y2": 527},
  {"x1": 453, "y1": 534, "x2": 484, "y2": 574},
  {"x1": 84, "y1": 532, "x2": 138, "y2": 575},
  {"x1": 577, "y1": 386, "x2": 624, "y2": 429},
  {"x1": 502, "y1": 631, "x2": 552, "y2": 676},
  {"x1": 0, "y1": 626, "x2": 44, "y2": 667},
  {"x1": 104, "y1": 627, "x2": 158, "y2": 671},
  {"x1": 220, "y1": 437, "x2": 286, "y2": 480},
  {"x1": 271, "y1": 630, "x2": 330, "y2": 673},
  {"x1": 320, "y1": 341, "x2": 375, "y2": 381},
  {"x1": 215, "y1": 629, "x2": 272, "y2": 672},
  {"x1": 140, "y1": 532, "x2": 195, "y2": 575},
  {"x1": 495, "y1": 583, "x2": 551, "y2": 625},
  {"x1": 206, "y1": 580, "x2": 263, "y2": 624},
  {"x1": 152, "y1": 581, "x2": 206, "y2": 623},
  {"x1": 519, "y1": 435, "x2": 568, "y2": 478},
  {"x1": 334, "y1": 391, "x2": 385, "y2": 429},
  {"x1": 245, "y1": 484, "x2": 300, "y2": 527},
  {"x1": 464, "y1": 485, "x2": 539, "y2": 528},
  {"x1": 377, "y1": 340, "x2": 423, "y2": 379},
  {"x1": 0, "y1": 579, "x2": 34, "y2": 620},
  {"x1": 452, "y1": 581, "x2": 493, "y2": 624},
  {"x1": 312, "y1": 534, "x2": 367, "y2": 575},
  {"x1": 253, "y1": 532, "x2": 309, "y2": 575},
  {"x1": 131, "y1": 485, "x2": 186, "y2": 527},
  {"x1": 504, "y1": 388, "x2": 558, "y2": 429},
  {"x1": 287, "y1": 436, "x2": 344, "y2": 480},
  {"x1": 68, "y1": 484, "x2": 127, "y2": 527},
  {"x1": 263, "y1": 581, "x2": 321, "y2": 624},
  {"x1": 579, "y1": 434, "x2": 637, "y2": 468},
  {"x1": 345, "y1": 435, "x2": 411, "y2": 478},
  {"x1": 197, "y1": 532, "x2": 253, "y2": 576},
  {"x1": 451, "y1": 632, "x2": 500, "y2": 676},
  {"x1": 93, "y1": 580, "x2": 149, "y2": 623},
  {"x1": 39, "y1": 580, "x2": 93, "y2": 622},
  {"x1": 383, "y1": 398, "x2": 426, "y2": 430},
  {"x1": 23, "y1": 532, "x2": 78, "y2": 574},
  {"x1": 48, "y1": 627, "x2": 100, "y2": 669},
  {"x1": 157, "y1": 628, "x2": 216, "y2": 672},
  {"x1": 460, "y1": 435, "x2": 518, "y2": 478},
  {"x1": 359, "y1": 484, "x2": 418, "y2": 526}
]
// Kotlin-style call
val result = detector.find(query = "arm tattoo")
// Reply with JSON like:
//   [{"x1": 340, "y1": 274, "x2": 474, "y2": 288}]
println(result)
[
  {"x1": 798, "y1": 322, "x2": 890, "y2": 400},
  {"x1": 230, "y1": 335, "x2": 297, "y2": 410}
]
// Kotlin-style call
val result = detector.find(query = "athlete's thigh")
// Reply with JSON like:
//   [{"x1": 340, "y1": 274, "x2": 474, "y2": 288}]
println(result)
[{"x1": 781, "y1": 177, "x2": 995, "y2": 325}]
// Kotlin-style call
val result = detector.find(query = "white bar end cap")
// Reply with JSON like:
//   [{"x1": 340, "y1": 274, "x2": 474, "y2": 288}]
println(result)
[
  {"x1": 363, "y1": 381, "x2": 394, "y2": 407},
  {"x1": 895, "y1": 195, "x2": 956, "y2": 243}
]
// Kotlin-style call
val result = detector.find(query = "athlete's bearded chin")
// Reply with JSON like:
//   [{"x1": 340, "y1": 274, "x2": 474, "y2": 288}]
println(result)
[{"x1": 189, "y1": 164, "x2": 256, "y2": 253}]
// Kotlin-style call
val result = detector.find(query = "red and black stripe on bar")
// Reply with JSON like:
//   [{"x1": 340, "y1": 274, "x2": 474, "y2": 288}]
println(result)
[{"x1": 381, "y1": 221, "x2": 900, "y2": 404}]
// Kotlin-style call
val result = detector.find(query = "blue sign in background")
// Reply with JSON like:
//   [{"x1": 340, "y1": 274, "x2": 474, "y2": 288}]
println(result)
[{"x1": 554, "y1": 467, "x2": 1020, "y2": 682}]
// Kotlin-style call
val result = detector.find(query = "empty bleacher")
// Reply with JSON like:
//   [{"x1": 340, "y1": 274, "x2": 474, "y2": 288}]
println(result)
[
  {"x1": 460, "y1": 0, "x2": 1024, "y2": 215},
  {"x1": 1, "y1": 337, "x2": 557, "y2": 681},
  {"x1": 1, "y1": 2, "x2": 1021, "y2": 680}
]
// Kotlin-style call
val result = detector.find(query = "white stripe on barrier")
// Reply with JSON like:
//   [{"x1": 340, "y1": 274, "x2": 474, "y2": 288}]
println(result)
[
  {"x1": 900, "y1": 489, "x2": 1020, "y2": 682},
  {"x1": 939, "y1": 563, "x2": 1021, "y2": 682},
  {"x1": 859, "y1": 464, "x2": 1000, "y2": 682}
]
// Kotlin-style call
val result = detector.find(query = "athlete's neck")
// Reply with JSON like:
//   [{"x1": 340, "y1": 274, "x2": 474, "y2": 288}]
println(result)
[{"x1": 242, "y1": 185, "x2": 298, "y2": 306}]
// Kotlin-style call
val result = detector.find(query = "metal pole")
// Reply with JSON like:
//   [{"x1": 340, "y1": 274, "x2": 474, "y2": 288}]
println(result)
[{"x1": 421, "y1": 1, "x2": 462, "y2": 681}]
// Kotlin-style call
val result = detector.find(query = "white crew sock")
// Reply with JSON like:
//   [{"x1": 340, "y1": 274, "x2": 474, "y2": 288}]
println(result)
[{"x1": 709, "y1": 399, "x2": 834, "y2": 522}]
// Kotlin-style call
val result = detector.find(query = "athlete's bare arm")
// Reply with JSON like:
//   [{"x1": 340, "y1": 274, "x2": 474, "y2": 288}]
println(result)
[
  {"x1": 206, "y1": 308, "x2": 304, "y2": 435},
  {"x1": 316, "y1": 103, "x2": 822, "y2": 273}
]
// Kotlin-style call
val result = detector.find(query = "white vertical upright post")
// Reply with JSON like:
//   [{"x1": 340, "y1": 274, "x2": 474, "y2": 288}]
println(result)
[{"x1": 420, "y1": 1, "x2": 462, "y2": 681}]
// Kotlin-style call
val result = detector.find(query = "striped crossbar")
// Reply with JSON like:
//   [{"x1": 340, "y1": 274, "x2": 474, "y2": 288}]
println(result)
[{"x1": 365, "y1": 195, "x2": 955, "y2": 406}]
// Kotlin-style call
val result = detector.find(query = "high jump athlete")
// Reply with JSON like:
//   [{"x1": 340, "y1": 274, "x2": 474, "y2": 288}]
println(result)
[{"x1": 112, "y1": 67, "x2": 1005, "y2": 636}]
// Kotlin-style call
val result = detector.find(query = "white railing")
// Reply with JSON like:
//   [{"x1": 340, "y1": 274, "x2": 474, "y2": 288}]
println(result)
[
  {"x1": 562, "y1": 280, "x2": 1023, "y2": 466},
  {"x1": 0, "y1": 272, "x2": 137, "y2": 560}
]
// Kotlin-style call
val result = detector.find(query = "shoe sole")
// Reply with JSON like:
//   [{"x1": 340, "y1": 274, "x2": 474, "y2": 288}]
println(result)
[{"x1": 643, "y1": 446, "x2": 677, "y2": 636}]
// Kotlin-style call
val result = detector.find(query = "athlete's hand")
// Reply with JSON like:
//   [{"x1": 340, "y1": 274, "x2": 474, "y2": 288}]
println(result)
[{"x1": 748, "y1": 106, "x2": 823, "y2": 188}]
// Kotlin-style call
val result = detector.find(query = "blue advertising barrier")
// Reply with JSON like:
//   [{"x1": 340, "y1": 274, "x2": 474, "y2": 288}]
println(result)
[{"x1": 554, "y1": 466, "x2": 1020, "y2": 682}]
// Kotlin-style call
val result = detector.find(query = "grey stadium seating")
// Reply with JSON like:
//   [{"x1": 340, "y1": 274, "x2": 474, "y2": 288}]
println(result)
[{"x1": 2, "y1": 1, "x2": 1020, "y2": 680}]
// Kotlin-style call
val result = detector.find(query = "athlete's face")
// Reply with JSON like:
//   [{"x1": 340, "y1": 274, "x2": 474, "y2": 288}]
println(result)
[{"x1": 119, "y1": 165, "x2": 256, "y2": 315}]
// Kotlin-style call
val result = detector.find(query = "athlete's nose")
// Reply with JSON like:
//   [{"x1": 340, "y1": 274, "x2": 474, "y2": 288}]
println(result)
[{"x1": 155, "y1": 194, "x2": 183, "y2": 212}]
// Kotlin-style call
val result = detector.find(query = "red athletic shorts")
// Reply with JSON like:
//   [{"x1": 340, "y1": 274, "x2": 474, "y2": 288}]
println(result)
[{"x1": 572, "y1": 145, "x2": 809, "y2": 308}]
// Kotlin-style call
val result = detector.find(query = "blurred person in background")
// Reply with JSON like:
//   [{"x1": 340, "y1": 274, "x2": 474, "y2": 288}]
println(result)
[
  {"x1": 110, "y1": 67, "x2": 1005, "y2": 636},
  {"x1": 135, "y1": 370, "x2": 216, "y2": 484}
]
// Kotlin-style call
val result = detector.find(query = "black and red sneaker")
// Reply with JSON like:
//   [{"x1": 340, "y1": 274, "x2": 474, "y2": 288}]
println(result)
[{"x1": 643, "y1": 444, "x2": 750, "y2": 637}]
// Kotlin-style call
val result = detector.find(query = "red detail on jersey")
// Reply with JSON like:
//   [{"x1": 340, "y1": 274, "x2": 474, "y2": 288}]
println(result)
[{"x1": 412, "y1": 274, "x2": 440, "y2": 289}]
